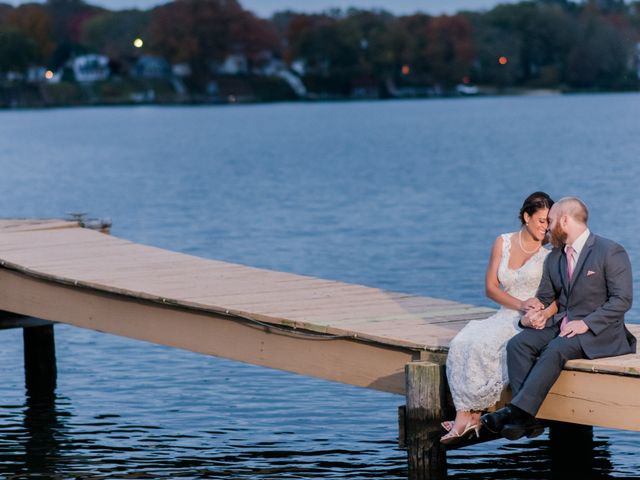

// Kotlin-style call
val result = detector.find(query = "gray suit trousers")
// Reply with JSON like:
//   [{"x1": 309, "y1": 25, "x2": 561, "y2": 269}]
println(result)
[{"x1": 507, "y1": 326, "x2": 584, "y2": 416}]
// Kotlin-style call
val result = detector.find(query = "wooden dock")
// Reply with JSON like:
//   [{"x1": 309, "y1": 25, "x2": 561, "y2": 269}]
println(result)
[{"x1": 0, "y1": 219, "x2": 638, "y2": 478}]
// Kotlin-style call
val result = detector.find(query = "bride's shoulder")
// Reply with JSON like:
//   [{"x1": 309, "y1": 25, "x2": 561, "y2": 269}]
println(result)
[
  {"x1": 490, "y1": 233, "x2": 514, "y2": 255},
  {"x1": 492, "y1": 232, "x2": 516, "y2": 246},
  {"x1": 498, "y1": 232, "x2": 516, "y2": 243}
]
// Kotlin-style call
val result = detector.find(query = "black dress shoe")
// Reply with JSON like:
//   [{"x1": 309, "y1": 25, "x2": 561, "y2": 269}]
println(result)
[
  {"x1": 480, "y1": 406, "x2": 515, "y2": 434},
  {"x1": 501, "y1": 415, "x2": 544, "y2": 440}
]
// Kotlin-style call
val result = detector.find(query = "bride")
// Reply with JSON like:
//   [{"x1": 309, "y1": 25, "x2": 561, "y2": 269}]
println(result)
[{"x1": 440, "y1": 191, "x2": 556, "y2": 445}]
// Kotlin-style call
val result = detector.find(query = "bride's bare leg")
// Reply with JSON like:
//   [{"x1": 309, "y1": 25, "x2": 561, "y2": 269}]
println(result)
[
  {"x1": 440, "y1": 410, "x2": 483, "y2": 443},
  {"x1": 470, "y1": 411, "x2": 481, "y2": 424},
  {"x1": 449, "y1": 410, "x2": 473, "y2": 434}
]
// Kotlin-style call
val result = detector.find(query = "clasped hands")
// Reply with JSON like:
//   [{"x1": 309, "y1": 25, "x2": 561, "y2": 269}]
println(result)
[
  {"x1": 520, "y1": 298, "x2": 546, "y2": 330},
  {"x1": 520, "y1": 297, "x2": 588, "y2": 336}
]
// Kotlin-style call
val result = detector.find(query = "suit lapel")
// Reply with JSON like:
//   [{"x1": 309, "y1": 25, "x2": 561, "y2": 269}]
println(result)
[{"x1": 569, "y1": 233, "x2": 595, "y2": 293}]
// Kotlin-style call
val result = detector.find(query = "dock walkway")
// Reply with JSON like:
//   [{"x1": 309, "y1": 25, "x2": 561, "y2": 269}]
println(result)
[{"x1": 0, "y1": 219, "x2": 639, "y2": 433}]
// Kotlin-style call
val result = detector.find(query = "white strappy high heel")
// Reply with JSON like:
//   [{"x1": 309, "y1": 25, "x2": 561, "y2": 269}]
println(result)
[{"x1": 439, "y1": 421, "x2": 481, "y2": 445}]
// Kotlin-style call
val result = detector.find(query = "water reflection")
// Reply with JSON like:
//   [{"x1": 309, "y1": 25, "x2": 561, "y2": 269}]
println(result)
[
  {"x1": 0, "y1": 385, "x2": 624, "y2": 479},
  {"x1": 22, "y1": 389, "x2": 70, "y2": 478},
  {"x1": 448, "y1": 427, "x2": 614, "y2": 479},
  {"x1": 0, "y1": 384, "x2": 71, "y2": 479}
]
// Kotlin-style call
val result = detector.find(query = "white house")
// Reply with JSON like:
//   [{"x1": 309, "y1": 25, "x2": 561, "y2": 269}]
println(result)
[
  {"x1": 216, "y1": 54, "x2": 248, "y2": 75},
  {"x1": 72, "y1": 54, "x2": 110, "y2": 82}
]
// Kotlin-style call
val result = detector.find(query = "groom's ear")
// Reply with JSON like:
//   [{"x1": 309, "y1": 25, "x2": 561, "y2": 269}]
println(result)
[{"x1": 559, "y1": 214, "x2": 569, "y2": 228}]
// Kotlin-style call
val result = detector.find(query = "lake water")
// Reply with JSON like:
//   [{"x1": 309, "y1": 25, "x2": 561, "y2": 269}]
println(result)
[{"x1": 0, "y1": 93, "x2": 638, "y2": 478}]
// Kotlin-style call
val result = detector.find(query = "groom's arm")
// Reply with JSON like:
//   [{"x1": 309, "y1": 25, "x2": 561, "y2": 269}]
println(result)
[
  {"x1": 581, "y1": 244, "x2": 633, "y2": 335},
  {"x1": 536, "y1": 254, "x2": 557, "y2": 308}
]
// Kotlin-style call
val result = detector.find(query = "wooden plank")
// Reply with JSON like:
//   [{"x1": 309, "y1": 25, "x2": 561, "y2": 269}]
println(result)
[
  {"x1": 0, "y1": 268, "x2": 413, "y2": 394},
  {"x1": 281, "y1": 306, "x2": 492, "y2": 325},
  {"x1": 564, "y1": 326, "x2": 640, "y2": 377},
  {"x1": 0, "y1": 227, "x2": 111, "y2": 247},
  {"x1": 0, "y1": 219, "x2": 79, "y2": 232},
  {"x1": 209, "y1": 293, "x2": 450, "y2": 312},
  {"x1": 538, "y1": 370, "x2": 640, "y2": 431}
]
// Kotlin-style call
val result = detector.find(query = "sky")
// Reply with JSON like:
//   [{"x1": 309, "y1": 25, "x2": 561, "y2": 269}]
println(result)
[{"x1": 8, "y1": 0, "x2": 522, "y2": 16}]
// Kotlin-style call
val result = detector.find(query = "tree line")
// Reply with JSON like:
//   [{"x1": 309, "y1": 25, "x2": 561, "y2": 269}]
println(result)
[{"x1": 1, "y1": 0, "x2": 639, "y2": 94}]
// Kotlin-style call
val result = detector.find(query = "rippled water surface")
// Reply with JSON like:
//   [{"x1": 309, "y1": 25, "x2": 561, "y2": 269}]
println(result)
[{"x1": 0, "y1": 94, "x2": 639, "y2": 478}]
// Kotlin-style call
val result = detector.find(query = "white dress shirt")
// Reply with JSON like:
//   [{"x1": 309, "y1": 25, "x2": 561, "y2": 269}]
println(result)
[{"x1": 565, "y1": 228, "x2": 590, "y2": 270}]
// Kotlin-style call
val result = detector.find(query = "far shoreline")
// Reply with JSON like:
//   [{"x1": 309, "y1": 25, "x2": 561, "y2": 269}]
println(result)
[{"x1": 1, "y1": 86, "x2": 638, "y2": 112}]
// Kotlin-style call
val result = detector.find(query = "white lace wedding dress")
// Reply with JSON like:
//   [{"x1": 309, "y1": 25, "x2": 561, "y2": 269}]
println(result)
[{"x1": 446, "y1": 233, "x2": 550, "y2": 411}]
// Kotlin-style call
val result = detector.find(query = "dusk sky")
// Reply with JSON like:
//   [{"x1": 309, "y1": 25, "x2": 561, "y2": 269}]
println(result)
[{"x1": 8, "y1": 0, "x2": 522, "y2": 16}]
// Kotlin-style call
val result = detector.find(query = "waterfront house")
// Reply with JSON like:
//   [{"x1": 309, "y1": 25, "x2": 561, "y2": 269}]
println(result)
[
  {"x1": 131, "y1": 56, "x2": 172, "y2": 80},
  {"x1": 216, "y1": 54, "x2": 249, "y2": 75},
  {"x1": 72, "y1": 54, "x2": 110, "y2": 83}
]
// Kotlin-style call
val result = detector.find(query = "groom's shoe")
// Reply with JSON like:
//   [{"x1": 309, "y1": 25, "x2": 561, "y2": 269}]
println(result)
[
  {"x1": 501, "y1": 419, "x2": 544, "y2": 440},
  {"x1": 500, "y1": 406, "x2": 544, "y2": 441},
  {"x1": 480, "y1": 406, "x2": 515, "y2": 434}
]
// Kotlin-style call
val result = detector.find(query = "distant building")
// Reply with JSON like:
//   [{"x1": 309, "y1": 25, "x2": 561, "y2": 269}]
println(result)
[
  {"x1": 26, "y1": 66, "x2": 47, "y2": 83},
  {"x1": 4, "y1": 71, "x2": 24, "y2": 82},
  {"x1": 71, "y1": 54, "x2": 110, "y2": 82},
  {"x1": 290, "y1": 60, "x2": 305, "y2": 76},
  {"x1": 456, "y1": 83, "x2": 479, "y2": 95},
  {"x1": 172, "y1": 63, "x2": 191, "y2": 78},
  {"x1": 131, "y1": 56, "x2": 172, "y2": 79},
  {"x1": 216, "y1": 54, "x2": 248, "y2": 75}
]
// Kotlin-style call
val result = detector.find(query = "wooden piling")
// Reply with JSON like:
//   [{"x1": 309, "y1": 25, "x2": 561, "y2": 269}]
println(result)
[
  {"x1": 23, "y1": 324, "x2": 57, "y2": 394},
  {"x1": 548, "y1": 421, "x2": 595, "y2": 473},
  {"x1": 404, "y1": 361, "x2": 449, "y2": 480},
  {"x1": 548, "y1": 420, "x2": 593, "y2": 447}
]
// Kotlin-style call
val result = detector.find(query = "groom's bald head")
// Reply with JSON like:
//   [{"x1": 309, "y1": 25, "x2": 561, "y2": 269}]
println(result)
[{"x1": 553, "y1": 197, "x2": 589, "y2": 225}]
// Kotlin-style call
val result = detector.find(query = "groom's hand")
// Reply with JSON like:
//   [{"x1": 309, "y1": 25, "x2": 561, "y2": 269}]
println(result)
[
  {"x1": 521, "y1": 297, "x2": 543, "y2": 312},
  {"x1": 522, "y1": 310, "x2": 546, "y2": 329},
  {"x1": 559, "y1": 320, "x2": 589, "y2": 338}
]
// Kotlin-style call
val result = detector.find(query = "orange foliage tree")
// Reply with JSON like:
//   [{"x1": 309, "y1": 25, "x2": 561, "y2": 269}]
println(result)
[
  {"x1": 425, "y1": 15, "x2": 475, "y2": 87},
  {"x1": 148, "y1": 0, "x2": 279, "y2": 83}
]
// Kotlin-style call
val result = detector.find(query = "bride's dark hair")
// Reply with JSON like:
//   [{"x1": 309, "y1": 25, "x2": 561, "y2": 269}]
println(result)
[{"x1": 519, "y1": 192, "x2": 554, "y2": 225}]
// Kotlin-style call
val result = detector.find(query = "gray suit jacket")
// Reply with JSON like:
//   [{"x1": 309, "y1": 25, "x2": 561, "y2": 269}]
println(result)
[{"x1": 536, "y1": 233, "x2": 637, "y2": 359}]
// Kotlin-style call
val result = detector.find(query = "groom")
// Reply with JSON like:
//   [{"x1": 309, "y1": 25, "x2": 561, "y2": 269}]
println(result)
[{"x1": 482, "y1": 197, "x2": 637, "y2": 440}]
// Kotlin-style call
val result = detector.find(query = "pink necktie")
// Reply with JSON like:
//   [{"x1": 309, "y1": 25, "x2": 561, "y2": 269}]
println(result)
[{"x1": 560, "y1": 246, "x2": 575, "y2": 329}]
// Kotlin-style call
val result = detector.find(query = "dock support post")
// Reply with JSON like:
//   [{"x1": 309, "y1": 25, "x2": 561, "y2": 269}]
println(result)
[
  {"x1": 548, "y1": 421, "x2": 594, "y2": 473},
  {"x1": 548, "y1": 421, "x2": 593, "y2": 443},
  {"x1": 23, "y1": 325, "x2": 57, "y2": 394},
  {"x1": 404, "y1": 361, "x2": 448, "y2": 480}
]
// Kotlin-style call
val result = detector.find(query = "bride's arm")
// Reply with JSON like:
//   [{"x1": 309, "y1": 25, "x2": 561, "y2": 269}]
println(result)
[{"x1": 485, "y1": 236, "x2": 527, "y2": 311}]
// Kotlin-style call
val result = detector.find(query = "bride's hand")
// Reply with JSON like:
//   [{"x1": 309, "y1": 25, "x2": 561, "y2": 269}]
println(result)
[
  {"x1": 520, "y1": 297, "x2": 543, "y2": 312},
  {"x1": 522, "y1": 310, "x2": 546, "y2": 329}
]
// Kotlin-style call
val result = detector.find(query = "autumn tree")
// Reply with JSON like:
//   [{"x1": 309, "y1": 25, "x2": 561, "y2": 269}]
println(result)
[
  {"x1": 425, "y1": 15, "x2": 475, "y2": 87},
  {"x1": 0, "y1": 29, "x2": 38, "y2": 72},
  {"x1": 45, "y1": 0, "x2": 104, "y2": 68},
  {"x1": 46, "y1": 0, "x2": 103, "y2": 43},
  {"x1": 387, "y1": 14, "x2": 432, "y2": 79},
  {"x1": 566, "y1": 11, "x2": 634, "y2": 88},
  {"x1": 281, "y1": 13, "x2": 341, "y2": 75},
  {"x1": 147, "y1": 0, "x2": 278, "y2": 85},
  {"x1": 82, "y1": 9, "x2": 150, "y2": 60},
  {"x1": 7, "y1": 4, "x2": 56, "y2": 62}
]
